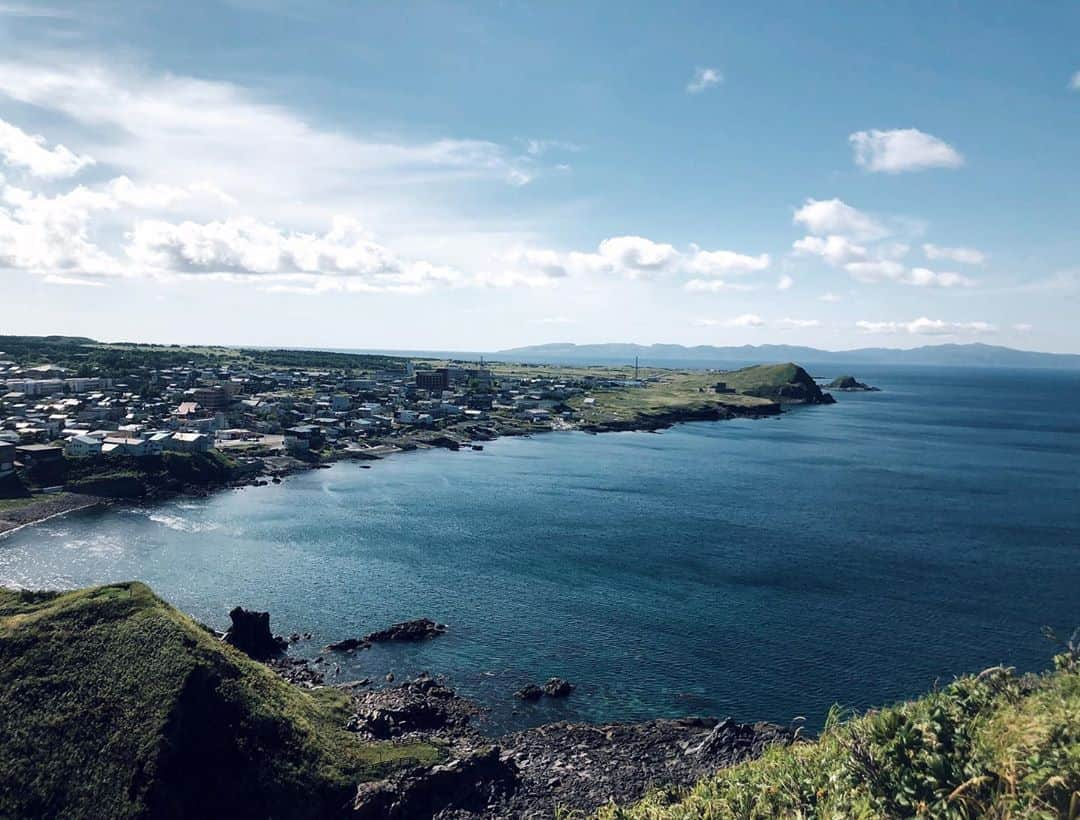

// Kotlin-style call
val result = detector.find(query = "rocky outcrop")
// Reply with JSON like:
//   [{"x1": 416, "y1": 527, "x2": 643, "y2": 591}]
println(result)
[
  {"x1": 542, "y1": 678, "x2": 575, "y2": 698},
  {"x1": 221, "y1": 607, "x2": 287, "y2": 660},
  {"x1": 494, "y1": 717, "x2": 796, "y2": 817},
  {"x1": 353, "y1": 746, "x2": 520, "y2": 819},
  {"x1": 345, "y1": 675, "x2": 479, "y2": 740},
  {"x1": 827, "y1": 375, "x2": 880, "y2": 391},
  {"x1": 339, "y1": 677, "x2": 796, "y2": 818},
  {"x1": 325, "y1": 637, "x2": 370, "y2": 652},
  {"x1": 514, "y1": 684, "x2": 543, "y2": 702},
  {"x1": 364, "y1": 618, "x2": 447, "y2": 643}
]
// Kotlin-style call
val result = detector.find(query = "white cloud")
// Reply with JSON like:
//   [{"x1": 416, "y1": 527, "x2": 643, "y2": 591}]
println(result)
[
  {"x1": 818, "y1": 292, "x2": 841, "y2": 303},
  {"x1": 0, "y1": 175, "x2": 237, "y2": 279},
  {"x1": 686, "y1": 67, "x2": 722, "y2": 94},
  {"x1": 125, "y1": 215, "x2": 463, "y2": 292},
  {"x1": 776, "y1": 317, "x2": 820, "y2": 329},
  {"x1": 844, "y1": 260, "x2": 973, "y2": 288},
  {"x1": 855, "y1": 317, "x2": 996, "y2": 335},
  {"x1": 777, "y1": 274, "x2": 793, "y2": 291},
  {"x1": 508, "y1": 236, "x2": 769, "y2": 284},
  {"x1": 1069, "y1": 72, "x2": 1080, "y2": 91},
  {"x1": 684, "y1": 279, "x2": 755, "y2": 293},
  {"x1": 686, "y1": 247, "x2": 770, "y2": 276},
  {"x1": 922, "y1": 243, "x2": 986, "y2": 265},
  {"x1": 1013, "y1": 323, "x2": 1033, "y2": 332},
  {"x1": 0, "y1": 118, "x2": 94, "y2": 178},
  {"x1": 849, "y1": 128, "x2": 964, "y2": 173},
  {"x1": 0, "y1": 183, "x2": 124, "y2": 276},
  {"x1": 793, "y1": 198, "x2": 887, "y2": 241},
  {"x1": 726, "y1": 313, "x2": 764, "y2": 327},
  {"x1": 43, "y1": 274, "x2": 105, "y2": 287},
  {"x1": 792, "y1": 234, "x2": 868, "y2": 265},
  {"x1": 906, "y1": 267, "x2": 974, "y2": 288},
  {"x1": 524, "y1": 139, "x2": 580, "y2": 156},
  {"x1": 595, "y1": 235, "x2": 680, "y2": 276},
  {"x1": 0, "y1": 60, "x2": 537, "y2": 218}
]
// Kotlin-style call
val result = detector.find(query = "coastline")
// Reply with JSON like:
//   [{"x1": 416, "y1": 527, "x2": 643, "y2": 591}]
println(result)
[
  {"x1": 0, "y1": 399, "x2": 783, "y2": 540},
  {"x1": 0, "y1": 493, "x2": 111, "y2": 539}
]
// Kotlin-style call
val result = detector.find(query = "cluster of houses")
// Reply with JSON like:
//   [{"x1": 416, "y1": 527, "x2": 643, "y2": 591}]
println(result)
[{"x1": 0, "y1": 351, "x2": 639, "y2": 480}]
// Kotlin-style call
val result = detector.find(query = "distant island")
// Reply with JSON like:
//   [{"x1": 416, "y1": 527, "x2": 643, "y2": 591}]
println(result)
[{"x1": 495, "y1": 342, "x2": 1080, "y2": 370}]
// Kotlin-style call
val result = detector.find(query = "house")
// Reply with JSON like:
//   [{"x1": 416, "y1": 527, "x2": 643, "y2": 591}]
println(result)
[
  {"x1": 166, "y1": 432, "x2": 213, "y2": 453},
  {"x1": 65, "y1": 435, "x2": 103, "y2": 459},
  {"x1": 0, "y1": 441, "x2": 14, "y2": 476},
  {"x1": 101, "y1": 437, "x2": 151, "y2": 458},
  {"x1": 14, "y1": 443, "x2": 65, "y2": 468}
]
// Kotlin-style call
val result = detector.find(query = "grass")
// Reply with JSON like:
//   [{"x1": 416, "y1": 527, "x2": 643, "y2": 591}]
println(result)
[
  {"x1": 563, "y1": 367, "x2": 799, "y2": 428},
  {"x1": 0, "y1": 582, "x2": 440, "y2": 819},
  {"x1": 0, "y1": 496, "x2": 42, "y2": 514},
  {"x1": 596, "y1": 652, "x2": 1080, "y2": 819}
]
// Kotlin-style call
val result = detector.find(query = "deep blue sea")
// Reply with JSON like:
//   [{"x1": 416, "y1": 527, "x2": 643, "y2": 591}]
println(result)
[{"x1": 1, "y1": 365, "x2": 1078, "y2": 733}]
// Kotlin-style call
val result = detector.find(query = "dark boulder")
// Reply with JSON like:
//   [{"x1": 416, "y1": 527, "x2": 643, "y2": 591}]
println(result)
[
  {"x1": 364, "y1": 618, "x2": 447, "y2": 643},
  {"x1": 325, "y1": 637, "x2": 370, "y2": 652},
  {"x1": 542, "y1": 677, "x2": 575, "y2": 698},
  {"x1": 514, "y1": 684, "x2": 543, "y2": 702},
  {"x1": 221, "y1": 607, "x2": 287, "y2": 660}
]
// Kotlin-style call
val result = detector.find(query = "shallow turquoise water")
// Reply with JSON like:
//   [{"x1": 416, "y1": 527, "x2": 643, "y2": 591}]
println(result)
[{"x1": 1, "y1": 365, "x2": 1078, "y2": 732}]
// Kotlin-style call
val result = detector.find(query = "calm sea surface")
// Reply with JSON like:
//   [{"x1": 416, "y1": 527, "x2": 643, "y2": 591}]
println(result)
[{"x1": 2, "y1": 365, "x2": 1078, "y2": 732}]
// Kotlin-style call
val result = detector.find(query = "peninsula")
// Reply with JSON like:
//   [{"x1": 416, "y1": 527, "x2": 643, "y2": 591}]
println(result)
[{"x1": 0, "y1": 335, "x2": 833, "y2": 534}]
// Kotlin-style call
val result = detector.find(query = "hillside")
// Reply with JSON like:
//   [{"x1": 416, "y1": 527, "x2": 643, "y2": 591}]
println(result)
[
  {"x1": 716, "y1": 362, "x2": 834, "y2": 404},
  {"x1": 600, "y1": 649, "x2": 1080, "y2": 819},
  {"x1": 0, "y1": 582, "x2": 438, "y2": 820}
]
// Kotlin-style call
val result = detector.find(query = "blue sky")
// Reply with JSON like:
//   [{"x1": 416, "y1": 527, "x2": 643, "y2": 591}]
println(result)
[{"x1": 1, "y1": 0, "x2": 1078, "y2": 352}]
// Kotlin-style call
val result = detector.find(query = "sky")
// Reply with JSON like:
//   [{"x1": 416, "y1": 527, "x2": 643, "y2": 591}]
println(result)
[{"x1": 1, "y1": 1, "x2": 1078, "y2": 353}]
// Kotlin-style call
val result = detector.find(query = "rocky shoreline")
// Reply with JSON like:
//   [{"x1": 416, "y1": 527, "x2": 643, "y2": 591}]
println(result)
[
  {"x1": 227, "y1": 607, "x2": 797, "y2": 818},
  {"x1": 343, "y1": 673, "x2": 796, "y2": 818}
]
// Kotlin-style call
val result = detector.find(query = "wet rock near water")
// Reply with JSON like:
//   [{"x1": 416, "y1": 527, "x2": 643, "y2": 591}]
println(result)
[
  {"x1": 325, "y1": 637, "x2": 371, "y2": 652},
  {"x1": 345, "y1": 674, "x2": 481, "y2": 741},
  {"x1": 542, "y1": 678, "x2": 575, "y2": 698},
  {"x1": 365, "y1": 618, "x2": 447, "y2": 643},
  {"x1": 514, "y1": 684, "x2": 543, "y2": 702},
  {"x1": 221, "y1": 607, "x2": 288, "y2": 660},
  {"x1": 266, "y1": 656, "x2": 325, "y2": 688},
  {"x1": 336, "y1": 676, "x2": 795, "y2": 818},
  {"x1": 516, "y1": 677, "x2": 575, "y2": 701}
]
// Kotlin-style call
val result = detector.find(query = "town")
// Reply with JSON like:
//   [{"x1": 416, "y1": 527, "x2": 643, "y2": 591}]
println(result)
[{"x1": 0, "y1": 335, "x2": 801, "y2": 532}]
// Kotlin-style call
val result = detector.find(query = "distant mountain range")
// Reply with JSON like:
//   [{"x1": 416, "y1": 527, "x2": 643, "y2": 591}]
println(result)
[{"x1": 494, "y1": 342, "x2": 1080, "y2": 369}]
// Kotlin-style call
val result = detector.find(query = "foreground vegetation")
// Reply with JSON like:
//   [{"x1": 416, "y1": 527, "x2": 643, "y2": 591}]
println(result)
[
  {"x1": 0, "y1": 582, "x2": 439, "y2": 819},
  {"x1": 598, "y1": 637, "x2": 1080, "y2": 819}
]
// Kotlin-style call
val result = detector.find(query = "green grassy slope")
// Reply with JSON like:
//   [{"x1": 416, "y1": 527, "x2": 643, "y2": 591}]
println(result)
[
  {"x1": 0, "y1": 582, "x2": 438, "y2": 820},
  {"x1": 598, "y1": 657, "x2": 1080, "y2": 819}
]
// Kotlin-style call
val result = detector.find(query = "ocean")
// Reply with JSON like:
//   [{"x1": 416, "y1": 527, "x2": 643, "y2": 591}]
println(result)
[{"x1": 1, "y1": 364, "x2": 1078, "y2": 733}]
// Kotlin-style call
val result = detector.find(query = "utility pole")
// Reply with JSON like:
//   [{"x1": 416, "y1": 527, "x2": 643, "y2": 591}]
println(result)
[{"x1": 634, "y1": 355, "x2": 639, "y2": 380}]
